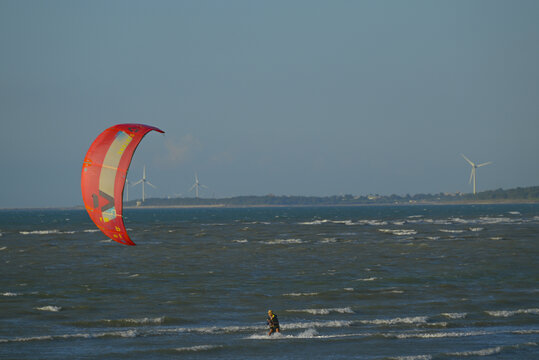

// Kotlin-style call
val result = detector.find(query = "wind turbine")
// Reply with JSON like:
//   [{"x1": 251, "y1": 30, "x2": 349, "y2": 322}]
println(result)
[
  {"x1": 189, "y1": 173, "x2": 208, "y2": 199},
  {"x1": 132, "y1": 165, "x2": 156, "y2": 202},
  {"x1": 461, "y1": 154, "x2": 492, "y2": 195}
]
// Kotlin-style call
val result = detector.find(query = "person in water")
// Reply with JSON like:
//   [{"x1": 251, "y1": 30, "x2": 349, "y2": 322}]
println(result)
[{"x1": 267, "y1": 310, "x2": 280, "y2": 335}]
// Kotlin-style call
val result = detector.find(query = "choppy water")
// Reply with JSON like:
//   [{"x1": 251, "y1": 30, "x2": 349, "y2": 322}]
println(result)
[{"x1": 1, "y1": 205, "x2": 538, "y2": 359}]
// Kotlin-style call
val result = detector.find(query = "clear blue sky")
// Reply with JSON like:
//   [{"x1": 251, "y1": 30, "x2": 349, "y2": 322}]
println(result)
[{"x1": 1, "y1": 0, "x2": 538, "y2": 208}]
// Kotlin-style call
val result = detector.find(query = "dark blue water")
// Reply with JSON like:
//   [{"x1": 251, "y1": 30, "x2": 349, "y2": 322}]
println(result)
[{"x1": 1, "y1": 205, "x2": 538, "y2": 359}]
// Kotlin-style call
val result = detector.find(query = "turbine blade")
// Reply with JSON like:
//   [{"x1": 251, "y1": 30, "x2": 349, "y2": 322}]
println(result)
[
  {"x1": 461, "y1": 154, "x2": 474, "y2": 166},
  {"x1": 477, "y1": 161, "x2": 492, "y2": 167},
  {"x1": 469, "y1": 169, "x2": 474, "y2": 184},
  {"x1": 147, "y1": 181, "x2": 157, "y2": 189},
  {"x1": 189, "y1": 184, "x2": 196, "y2": 192},
  {"x1": 201, "y1": 185, "x2": 209, "y2": 189},
  {"x1": 132, "y1": 179, "x2": 143, "y2": 186}
]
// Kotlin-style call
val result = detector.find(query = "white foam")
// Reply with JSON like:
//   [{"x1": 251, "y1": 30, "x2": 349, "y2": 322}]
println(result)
[
  {"x1": 2, "y1": 292, "x2": 21, "y2": 296},
  {"x1": 288, "y1": 307, "x2": 354, "y2": 315},
  {"x1": 299, "y1": 220, "x2": 330, "y2": 225},
  {"x1": 35, "y1": 305, "x2": 61, "y2": 312},
  {"x1": 508, "y1": 211, "x2": 521, "y2": 215},
  {"x1": 104, "y1": 317, "x2": 165, "y2": 325},
  {"x1": 20, "y1": 230, "x2": 59, "y2": 235},
  {"x1": 283, "y1": 292, "x2": 319, "y2": 297},
  {"x1": 390, "y1": 356, "x2": 432, "y2": 360},
  {"x1": 448, "y1": 346, "x2": 502, "y2": 356},
  {"x1": 359, "y1": 220, "x2": 388, "y2": 226},
  {"x1": 174, "y1": 345, "x2": 222, "y2": 352},
  {"x1": 441, "y1": 312, "x2": 467, "y2": 319},
  {"x1": 362, "y1": 316, "x2": 428, "y2": 326},
  {"x1": 469, "y1": 227, "x2": 483, "y2": 232},
  {"x1": 394, "y1": 330, "x2": 489, "y2": 339},
  {"x1": 264, "y1": 238, "x2": 303, "y2": 245},
  {"x1": 357, "y1": 277, "x2": 378, "y2": 282},
  {"x1": 233, "y1": 239, "x2": 248, "y2": 243},
  {"x1": 379, "y1": 229, "x2": 417, "y2": 236},
  {"x1": 486, "y1": 308, "x2": 539, "y2": 317},
  {"x1": 83, "y1": 229, "x2": 100, "y2": 233},
  {"x1": 439, "y1": 229, "x2": 465, "y2": 233}
]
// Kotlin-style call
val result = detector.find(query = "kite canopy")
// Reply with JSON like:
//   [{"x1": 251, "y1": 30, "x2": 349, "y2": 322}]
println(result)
[{"x1": 81, "y1": 124, "x2": 164, "y2": 245}]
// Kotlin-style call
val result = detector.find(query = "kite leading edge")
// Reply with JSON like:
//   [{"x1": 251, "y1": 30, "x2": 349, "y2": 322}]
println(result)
[{"x1": 81, "y1": 123, "x2": 164, "y2": 245}]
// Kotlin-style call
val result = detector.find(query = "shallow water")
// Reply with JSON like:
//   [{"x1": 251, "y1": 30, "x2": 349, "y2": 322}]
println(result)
[{"x1": 1, "y1": 205, "x2": 538, "y2": 359}]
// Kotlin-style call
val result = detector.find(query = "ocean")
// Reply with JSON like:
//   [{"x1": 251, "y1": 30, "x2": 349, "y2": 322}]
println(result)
[{"x1": 1, "y1": 204, "x2": 538, "y2": 359}]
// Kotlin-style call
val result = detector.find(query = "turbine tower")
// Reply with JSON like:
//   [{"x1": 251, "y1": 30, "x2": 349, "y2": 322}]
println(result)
[
  {"x1": 189, "y1": 173, "x2": 208, "y2": 199},
  {"x1": 461, "y1": 154, "x2": 492, "y2": 195},
  {"x1": 132, "y1": 165, "x2": 156, "y2": 202}
]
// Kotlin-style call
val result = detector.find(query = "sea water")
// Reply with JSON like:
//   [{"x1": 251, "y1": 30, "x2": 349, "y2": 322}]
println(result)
[{"x1": 0, "y1": 205, "x2": 538, "y2": 359}]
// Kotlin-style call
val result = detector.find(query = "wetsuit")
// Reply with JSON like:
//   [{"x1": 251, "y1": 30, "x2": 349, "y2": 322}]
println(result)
[{"x1": 267, "y1": 313, "x2": 280, "y2": 335}]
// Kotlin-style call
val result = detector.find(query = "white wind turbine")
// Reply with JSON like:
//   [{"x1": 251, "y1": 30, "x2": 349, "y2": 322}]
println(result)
[
  {"x1": 189, "y1": 173, "x2": 208, "y2": 199},
  {"x1": 461, "y1": 154, "x2": 492, "y2": 195},
  {"x1": 132, "y1": 165, "x2": 156, "y2": 202}
]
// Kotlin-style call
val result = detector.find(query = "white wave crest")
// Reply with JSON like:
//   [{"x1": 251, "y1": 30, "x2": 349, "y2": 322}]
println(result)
[
  {"x1": 469, "y1": 227, "x2": 484, "y2": 232},
  {"x1": 0, "y1": 330, "x2": 138, "y2": 343},
  {"x1": 448, "y1": 346, "x2": 502, "y2": 356},
  {"x1": 264, "y1": 238, "x2": 303, "y2": 245},
  {"x1": 486, "y1": 308, "x2": 539, "y2": 317},
  {"x1": 35, "y1": 305, "x2": 61, "y2": 312},
  {"x1": 441, "y1": 312, "x2": 467, "y2": 319},
  {"x1": 2, "y1": 292, "x2": 21, "y2": 296},
  {"x1": 356, "y1": 277, "x2": 378, "y2": 282},
  {"x1": 439, "y1": 229, "x2": 464, "y2": 233},
  {"x1": 233, "y1": 239, "x2": 248, "y2": 243},
  {"x1": 379, "y1": 229, "x2": 417, "y2": 236},
  {"x1": 394, "y1": 330, "x2": 489, "y2": 339},
  {"x1": 104, "y1": 317, "x2": 165, "y2": 325},
  {"x1": 362, "y1": 316, "x2": 428, "y2": 325},
  {"x1": 83, "y1": 229, "x2": 101, "y2": 233},
  {"x1": 288, "y1": 307, "x2": 354, "y2": 315},
  {"x1": 20, "y1": 230, "x2": 59, "y2": 235},
  {"x1": 390, "y1": 356, "x2": 432, "y2": 360},
  {"x1": 283, "y1": 292, "x2": 319, "y2": 297},
  {"x1": 0, "y1": 246, "x2": 6, "y2": 250},
  {"x1": 175, "y1": 345, "x2": 222, "y2": 352}
]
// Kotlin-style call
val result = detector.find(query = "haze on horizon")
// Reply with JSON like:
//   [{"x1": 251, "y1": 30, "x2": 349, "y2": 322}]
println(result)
[{"x1": 1, "y1": 1, "x2": 538, "y2": 208}]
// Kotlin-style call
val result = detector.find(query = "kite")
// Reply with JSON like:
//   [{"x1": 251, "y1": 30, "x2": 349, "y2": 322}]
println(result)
[{"x1": 81, "y1": 124, "x2": 164, "y2": 245}]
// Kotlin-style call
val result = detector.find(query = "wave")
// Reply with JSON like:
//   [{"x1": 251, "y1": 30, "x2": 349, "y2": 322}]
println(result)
[
  {"x1": 283, "y1": 292, "x2": 319, "y2": 297},
  {"x1": 2, "y1": 292, "x2": 21, "y2": 296},
  {"x1": 448, "y1": 346, "x2": 503, "y2": 357},
  {"x1": 35, "y1": 305, "x2": 61, "y2": 312},
  {"x1": 392, "y1": 330, "x2": 491, "y2": 339},
  {"x1": 357, "y1": 277, "x2": 378, "y2": 282},
  {"x1": 0, "y1": 330, "x2": 137, "y2": 344},
  {"x1": 264, "y1": 238, "x2": 303, "y2": 245},
  {"x1": 378, "y1": 229, "x2": 417, "y2": 236},
  {"x1": 441, "y1": 312, "x2": 467, "y2": 319},
  {"x1": 20, "y1": 230, "x2": 60, "y2": 235},
  {"x1": 287, "y1": 307, "x2": 354, "y2": 315},
  {"x1": 361, "y1": 316, "x2": 428, "y2": 326},
  {"x1": 469, "y1": 227, "x2": 484, "y2": 232},
  {"x1": 486, "y1": 308, "x2": 539, "y2": 317},
  {"x1": 439, "y1": 229, "x2": 465, "y2": 233},
  {"x1": 174, "y1": 345, "x2": 223, "y2": 352},
  {"x1": 389, "y1": 356, "x2": 432, "y2": 360}
]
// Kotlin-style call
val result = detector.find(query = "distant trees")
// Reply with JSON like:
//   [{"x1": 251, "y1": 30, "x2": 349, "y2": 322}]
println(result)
[{"x1": 125, "y1": 186, "x2": 539, "y2": 207}]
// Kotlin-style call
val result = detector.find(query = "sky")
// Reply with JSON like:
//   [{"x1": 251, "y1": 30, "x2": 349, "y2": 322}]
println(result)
[{"x1": 1, "y1": 0, "x2": 538, "y2": 208}]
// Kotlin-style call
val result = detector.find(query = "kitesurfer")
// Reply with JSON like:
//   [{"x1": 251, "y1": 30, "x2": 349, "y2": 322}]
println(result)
[{"x1": 267, "y1": 310, "x2": 280, "y2": 335}]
